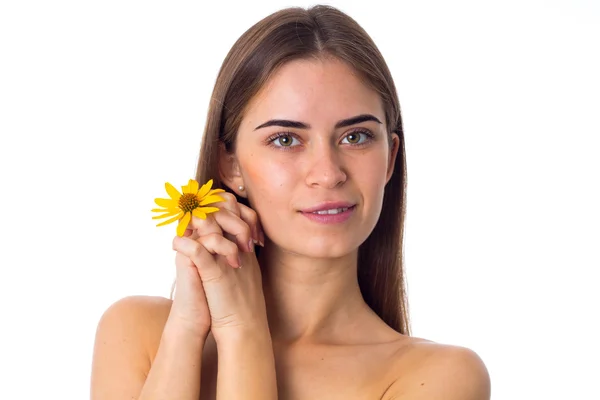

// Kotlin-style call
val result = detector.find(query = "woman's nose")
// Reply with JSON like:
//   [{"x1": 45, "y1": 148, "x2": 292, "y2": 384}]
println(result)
[{"x1": 304, "y1": 145, "x2": 347, "y2": 189}]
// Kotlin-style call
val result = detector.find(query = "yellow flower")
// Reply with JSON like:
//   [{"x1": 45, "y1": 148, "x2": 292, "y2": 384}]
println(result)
[{"x1": 151, "y1": 179, "x2": 225, "y2": 237}]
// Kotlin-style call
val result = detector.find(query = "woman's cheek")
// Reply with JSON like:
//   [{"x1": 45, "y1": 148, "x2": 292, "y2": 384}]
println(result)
[{"x1": 245, "y1": 160, "x2": 290, "y2": 209}]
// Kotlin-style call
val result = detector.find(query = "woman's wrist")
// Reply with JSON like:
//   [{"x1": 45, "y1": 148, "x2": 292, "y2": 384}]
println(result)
[
  {"x1": 211, "y1": 319, "x2": 272, "y2": 347},
  {"x1": 214, "y1": 324, "x2": 277, "y2": 400},
  {"x1": 163, "y1": 315, "x2": 210, "y2": 345}
]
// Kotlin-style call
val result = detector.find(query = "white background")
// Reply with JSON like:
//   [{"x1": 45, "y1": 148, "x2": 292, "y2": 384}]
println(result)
[{"x1": 1, "y1": 1, "x2": 598, "y2": 399}]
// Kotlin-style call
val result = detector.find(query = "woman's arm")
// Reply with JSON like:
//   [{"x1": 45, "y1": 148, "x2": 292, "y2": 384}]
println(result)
[
  {"x1": 214, "y1": 326, "x2": 278, "y2": 400},
  {"x1": 90, "y1": 296, "x2": 208, "y2": 400}
]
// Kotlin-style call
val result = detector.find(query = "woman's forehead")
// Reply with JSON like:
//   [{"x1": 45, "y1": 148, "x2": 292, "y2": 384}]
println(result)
[{"x1": 242, "y1": 59, "x2": 384, "y2": 130}]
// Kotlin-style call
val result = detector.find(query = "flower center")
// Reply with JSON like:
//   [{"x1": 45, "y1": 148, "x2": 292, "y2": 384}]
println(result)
[{"x1": 178, "y1": 193, "x2": 200, "y2": 213}]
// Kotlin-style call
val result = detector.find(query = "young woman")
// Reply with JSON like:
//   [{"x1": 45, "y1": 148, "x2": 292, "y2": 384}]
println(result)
[{"x1": 91, "y1": 5, "x2": 490, "y2": 399}]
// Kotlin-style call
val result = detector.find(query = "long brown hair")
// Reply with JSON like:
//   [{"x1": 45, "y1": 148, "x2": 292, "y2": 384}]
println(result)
[{"x1": 189, "y1": 5, "x2": 410, "y2": 336}]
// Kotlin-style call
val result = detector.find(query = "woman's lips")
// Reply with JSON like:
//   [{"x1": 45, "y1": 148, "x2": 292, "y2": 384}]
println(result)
[{"x1": 299, "y1": 205, "x2": 356, "y2": 224}]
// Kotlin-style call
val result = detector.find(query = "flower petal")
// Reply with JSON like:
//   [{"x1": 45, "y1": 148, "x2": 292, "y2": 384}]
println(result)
[
  {"x1": 198, "y1": 207, "x2": 220, "y2": 214},
  {"x1": 187, "y1": 179, "x2": 199, "y2": 194},
  {"x1": 165, "y1": 182, "x2": 182, "y2": 201},
  {"x1": 151, "y1": 207, "x2": 177, "y2": 213},
  {"x1": 192, "y1": 208, "x2": 207, "y2": 219},
  {"x1": 156, "y1": 211, "x2": 184, "y2": 227},
  {"x1": 208, "y1": 188, "x2": 225, "y2": 195},
  {"x1": 197, "y1": 179, "x2": 214, "y2": 199},
  {"x1": 152, "y1": 209, "x2": 181, "y2": 219},
  {"x1": 155, "y1": 198, "x2": 177, "y2": 208},
  {"x1": 199, "y1": 194, "x2": 225, "y2": 206},
  {"x1": 177, "y1": 212, "x2": 192, "y2": 236}
]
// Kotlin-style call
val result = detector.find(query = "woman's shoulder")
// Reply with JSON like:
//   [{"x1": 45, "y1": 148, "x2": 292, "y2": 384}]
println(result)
[
  {"x1": 98, "y1": 295, "x2": 173, "y2": 330},
  {"x1": 95, "y1": 295, "x2": 173, "y2": 358},
  {"x1": 383, "y1": 335, "x2": 491, "y2": 399},
  {"x1": 91, "y1": 296, "x2": 174, "y2": 396},
  {"x1": 398, "y1": 336, "x2": 485, "y2": 365}
]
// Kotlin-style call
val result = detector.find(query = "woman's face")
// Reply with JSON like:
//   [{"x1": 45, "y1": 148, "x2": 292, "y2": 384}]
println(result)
[{"x1": 232, "y1": 57, "x2": 399, "y2": 258}]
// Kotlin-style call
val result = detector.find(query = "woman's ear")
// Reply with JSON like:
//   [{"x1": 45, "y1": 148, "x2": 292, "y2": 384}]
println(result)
[
  {"x1": 386, "y1": 132, "x2": 400, "y2": 184},
  {"x1": 218, "y1": 143, "x2": 246, "y2": 197}
]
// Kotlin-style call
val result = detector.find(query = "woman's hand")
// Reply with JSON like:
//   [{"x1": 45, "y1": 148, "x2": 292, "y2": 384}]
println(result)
[{"x1": 171, "y1": 191, "x2": 268, "y2": 340}]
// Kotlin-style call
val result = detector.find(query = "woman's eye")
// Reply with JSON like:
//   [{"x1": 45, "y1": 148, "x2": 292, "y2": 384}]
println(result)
[
  {"x1": 272, "y1": 134, "x2": 298, "y2": 147},
  {"x1": 341, "y1": 131, "x2": 369, "y2": 144}
]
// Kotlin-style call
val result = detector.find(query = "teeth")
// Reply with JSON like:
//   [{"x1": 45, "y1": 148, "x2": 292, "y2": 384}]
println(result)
[{"x1": 313, "y1": 207, "x2": 349, "y2": 215}]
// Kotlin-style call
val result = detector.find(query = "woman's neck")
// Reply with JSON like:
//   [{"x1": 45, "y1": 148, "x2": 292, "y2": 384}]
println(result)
[{"x1": 258, "y1": 243, "x2": 371, "y2": 345}]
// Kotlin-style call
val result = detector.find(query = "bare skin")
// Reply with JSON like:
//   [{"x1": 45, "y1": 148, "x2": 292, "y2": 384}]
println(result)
[
  {"x1": 91, "y1": 57, "x2": 490, "y2": 399},
  {"x1": 99, "y1": 295, "x2": 487, "y2": 400}
]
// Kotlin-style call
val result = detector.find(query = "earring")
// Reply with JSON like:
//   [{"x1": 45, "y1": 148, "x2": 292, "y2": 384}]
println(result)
[{"x1": 238, "y1": 185, "x2": 244, "y2": 191}]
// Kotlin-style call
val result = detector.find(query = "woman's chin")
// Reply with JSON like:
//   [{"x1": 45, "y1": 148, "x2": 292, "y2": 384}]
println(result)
[
  {"x1": 289, "y1": 241, "x2": 359, "y2": 260},
  {"x1": 262, "y1": 228, "x2": 365, "y2": 259}
]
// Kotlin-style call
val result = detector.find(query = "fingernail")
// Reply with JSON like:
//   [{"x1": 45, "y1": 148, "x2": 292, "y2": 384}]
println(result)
[
  {"x1": 237, "y1": 254, "x2": 243, "y2": 268},
  {"x1": 248, "y1": 240, "x2": 254, "y2": 253}
]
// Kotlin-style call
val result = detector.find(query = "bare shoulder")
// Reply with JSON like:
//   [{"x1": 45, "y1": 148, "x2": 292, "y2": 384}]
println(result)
[
  {"x1": 99, "y1": 294, "x2": 172, "y2": 322},
  {"x1": 95, "y1": 295, "x2": 173, "y2": 353},
  {"x1": 382, "y1": 339, "x2": 491, "y2": 400},
  {"x1": 90, "y1": 295, "x2": 172, "y2": 398}
]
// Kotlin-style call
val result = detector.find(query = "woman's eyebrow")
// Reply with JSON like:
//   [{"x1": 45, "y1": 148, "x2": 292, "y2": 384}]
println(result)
[{"x1": 254, "y1": 114, "x2": 382, "y2": 131}]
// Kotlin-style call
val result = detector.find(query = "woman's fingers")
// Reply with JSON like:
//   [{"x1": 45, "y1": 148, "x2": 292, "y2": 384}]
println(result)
[
  {"x1": 190, "y1": 208, "x2": 253, "y2": 253},
  {"x1": 187, "y1": 189, "x2": 264, "y2": 253},
  {"x1": 174, "y1": 233, "x2": 241, "y2": 273},
  {"x1": 237, "y1": 203, "x2": 264, "y2": 246},
  {"x1": 189, "y1": 213, "x2": 222, "y2": 237},
  {"x1": 213, "y1": 191, "x2": 264, "y2": 246},
  {"x1": 214, "y1": 191, "x2": 241, "y2": 217}
]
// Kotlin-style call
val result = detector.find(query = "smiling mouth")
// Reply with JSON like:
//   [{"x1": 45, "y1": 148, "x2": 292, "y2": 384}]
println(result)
[
  {"x1": 298, "y1": 205, "x2": 357, "y2": 224},
  {"x1": 308, "y1": 206, "x2": 354, "y2": 215}
]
